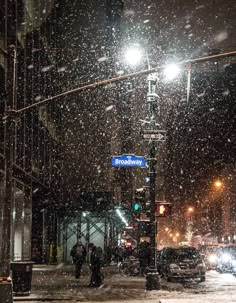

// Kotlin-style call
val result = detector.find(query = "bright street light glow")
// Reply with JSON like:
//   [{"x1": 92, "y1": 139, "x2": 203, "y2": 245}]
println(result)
[
  {"x1": 214, "y1": 180, "x2": 223, "y2": 189},
  {"x1": 124, "y1": 47, "x2": 143, "y2": 66},
  {"x1": 188, "y1": 206, "x2": 194, "y2": 213},
  {"x1": 163, "y1": 64, "x2": 181, "y2": 80}
]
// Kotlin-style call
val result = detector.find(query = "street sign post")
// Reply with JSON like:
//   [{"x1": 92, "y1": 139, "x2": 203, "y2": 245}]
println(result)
[
  {"x1": 142, "y1": 129, "x2": 166, "y2": 141},
  {"x1": 111, "y1": 154, "x2": 147, "y2": 167}
]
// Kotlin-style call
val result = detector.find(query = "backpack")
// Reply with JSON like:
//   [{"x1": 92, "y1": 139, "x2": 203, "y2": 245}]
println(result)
[
  {"x1": 95, "y1": 247, "x2": 104, "y2": 262},
  {"x1": 76, "y1": 245, "x2": 84, "y2": 257}
]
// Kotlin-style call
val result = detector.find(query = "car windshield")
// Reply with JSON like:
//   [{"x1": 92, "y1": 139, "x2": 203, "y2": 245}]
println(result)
[{"x1": 166, "y1": 248, "x2": 200, "y2": 262}]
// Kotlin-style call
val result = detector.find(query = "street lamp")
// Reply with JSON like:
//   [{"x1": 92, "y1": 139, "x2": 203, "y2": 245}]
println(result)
[
  {"x1": 214, "y1": 180, "x2": 223, "y2": 190},
  {"x1": 188, "y1": 206, "x2": 194, "y2": 215},
  {"x1": 124, "y1": 45, "x2": 182, "y2": 289},
  {"x1": 124, "y1": 45, "x2": 182, "y2": 265},
  {"x1": 124, "y1": 46, "x2": 143, "y2": 66},
  {"x1": 163, "y1": 63, "x2": 181, "y2": 81}
]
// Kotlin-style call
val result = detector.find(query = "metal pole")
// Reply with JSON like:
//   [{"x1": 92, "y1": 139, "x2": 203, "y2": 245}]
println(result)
[
  {"x1": 0, "y1": 45, "x2": 16, "y2": 303},
  {"x1": 186, "y1": 63, "x2": 191, "y2": 103},
  {"x1": 146, "y1": 73, "x2": 158, "y2": 269}
]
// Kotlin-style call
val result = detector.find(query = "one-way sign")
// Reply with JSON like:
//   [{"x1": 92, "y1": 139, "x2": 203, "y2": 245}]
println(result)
[{"x1": 142, "y1": 129, "x2": 166, "y2": 142}]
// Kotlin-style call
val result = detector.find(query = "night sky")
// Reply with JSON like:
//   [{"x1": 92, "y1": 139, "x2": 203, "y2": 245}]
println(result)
[{"x1": 36, "y1": 0, "x2": 236, "y2": 208}]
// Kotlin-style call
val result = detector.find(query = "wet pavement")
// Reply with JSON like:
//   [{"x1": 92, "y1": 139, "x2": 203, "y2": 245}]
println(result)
[{"x1": 12, "y1": 264, "x2": 236, "y2": 302}]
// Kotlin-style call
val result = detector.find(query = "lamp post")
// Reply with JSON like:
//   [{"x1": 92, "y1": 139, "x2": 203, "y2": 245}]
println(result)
[
  {"x1": 146, "y1": 72, "x2": 158, "y2": 269},
  {"x1": 186, "y1": 206, "x2": 194, "y2": 243},
  {"x1": 124, "y1": 46, "x2": 160, "y2": 270}
]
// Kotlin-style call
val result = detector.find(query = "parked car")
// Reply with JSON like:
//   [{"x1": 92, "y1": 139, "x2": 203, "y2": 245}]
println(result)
[
  {"x1": 216, "y1": 245, "x2": 236, "y2": 273},
  {"x1": 199, "y1": 245, "x2": 220, "y2": 270},
  {"x1": 157, "y1": 246, "x2": 206, "y2": 282}
]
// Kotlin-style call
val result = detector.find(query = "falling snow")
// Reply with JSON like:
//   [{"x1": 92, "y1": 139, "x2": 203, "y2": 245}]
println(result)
[{"x1": 0, "y1": 0, "x2": 235, "y2": 300}]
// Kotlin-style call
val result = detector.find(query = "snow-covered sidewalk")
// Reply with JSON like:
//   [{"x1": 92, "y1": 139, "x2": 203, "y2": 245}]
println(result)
[{"x1": 14, "y1": 265, "x2": 236, "y2": 303}]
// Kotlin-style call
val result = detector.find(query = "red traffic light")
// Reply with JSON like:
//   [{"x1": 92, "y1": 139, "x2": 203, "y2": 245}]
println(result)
[{"x1": 156, "y1": 202, "x2": 172, "y2": 217}]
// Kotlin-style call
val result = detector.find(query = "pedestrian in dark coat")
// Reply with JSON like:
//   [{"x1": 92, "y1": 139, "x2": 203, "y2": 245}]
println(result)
[
  {"x1": 89, "y1": 246, "x2": 104, "y2": 287},
  {"x1": 70, "y1": 240, "x2": 86, "y2": 279}
]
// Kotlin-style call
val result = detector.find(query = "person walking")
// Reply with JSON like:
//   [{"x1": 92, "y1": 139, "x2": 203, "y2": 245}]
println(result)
[
  {"x1": 70, "y1": 239, "x2": 86, "y2": 279},
  {"x1": 89, "y1": 246, "x2": 104, "y2": 287},
  {"x1": 105, "y1": 244, "x2": 112, "y2": 265}
]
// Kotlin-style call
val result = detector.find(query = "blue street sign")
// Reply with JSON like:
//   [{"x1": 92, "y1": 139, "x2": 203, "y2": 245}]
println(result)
[{"x1": 112, "y1": 154, "x2": 147, "y2": 167}]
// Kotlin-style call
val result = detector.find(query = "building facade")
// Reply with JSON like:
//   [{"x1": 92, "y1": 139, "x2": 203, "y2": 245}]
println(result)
[{"x1": 0, "y1": 0, "x2": 63, "y2": 266}]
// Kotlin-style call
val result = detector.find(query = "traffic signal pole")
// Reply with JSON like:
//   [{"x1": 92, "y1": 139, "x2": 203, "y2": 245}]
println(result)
[{"x1": 146, "y1": 73, "x2": 158, "y2": 270}]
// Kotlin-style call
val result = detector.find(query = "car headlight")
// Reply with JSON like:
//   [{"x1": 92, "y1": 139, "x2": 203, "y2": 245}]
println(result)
[
  {"x1": 221, "y1": 253, "x2": 231, "y2": 263},
  {"x1": 208, "y1": 254, "x2": 217, "y2": 264}
]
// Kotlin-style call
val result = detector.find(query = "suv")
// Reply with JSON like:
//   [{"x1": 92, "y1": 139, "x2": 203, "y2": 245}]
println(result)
[
  {"x1": 157, "y1": 246, "x2": 206, "y2": 282},
  {"x1": 216, "y1": 245, "x2": 236, "y2": 273}
]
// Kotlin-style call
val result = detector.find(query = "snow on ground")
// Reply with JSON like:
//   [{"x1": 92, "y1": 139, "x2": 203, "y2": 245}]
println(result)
[
  {"x1": 16, "y1": 268, "x2": 236, "y2": 303},
  {"x1": 148, "y1": 270, "x2": 236, "y2": 303},
  {"x1": 159, "y1": 291, "x2": 236, "y2": 303}
]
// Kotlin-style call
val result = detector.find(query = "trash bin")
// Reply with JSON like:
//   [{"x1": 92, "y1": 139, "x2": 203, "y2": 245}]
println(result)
[
  {"x1": 146, "y1": 268, "x2": 160, "y2": 290},
  {"x1": 11, "y1": 261, "x2": 34, "y2": 296}
]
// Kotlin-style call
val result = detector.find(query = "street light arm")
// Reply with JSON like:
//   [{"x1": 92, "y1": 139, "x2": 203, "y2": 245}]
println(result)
[
  {"x1": 11, "y1": 67, "x2": 158, "y2": 114},
  {"x1": 8, "y1": 50, "x2": 236, "y2": 114}
]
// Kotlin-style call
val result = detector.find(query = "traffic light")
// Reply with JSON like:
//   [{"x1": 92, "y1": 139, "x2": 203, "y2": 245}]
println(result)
[
  {"x1": 145, "y1": 176, "x2": 150, "y2": 184},
  {"x1": 156, "y1": 202, "x2": 172, "y2": 217},
  {"x1": 133, "y1": 188, "x2": 146, "y2": 213},
  {"x1": 133, "y1": 202, "x2": 141, "y2": 211}
]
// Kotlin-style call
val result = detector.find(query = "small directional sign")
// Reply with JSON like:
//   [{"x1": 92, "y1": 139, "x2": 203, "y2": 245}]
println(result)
[
  {"x1": 142, "y1": 129, "x2": 166, "y2": 142},
  {"x1": 111, "y1": 154, "x2": 147, "y2": 167}
]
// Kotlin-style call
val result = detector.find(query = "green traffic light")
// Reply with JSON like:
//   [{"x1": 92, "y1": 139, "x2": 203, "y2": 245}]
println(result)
[{"x1": 134, "y1": 203, "x2": 140, "y2": 211}]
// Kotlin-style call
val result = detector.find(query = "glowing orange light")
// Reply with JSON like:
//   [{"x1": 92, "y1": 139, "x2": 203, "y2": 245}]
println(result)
[
  {"x1": 214, "y1": 180, "x2": 223, "y2": 189},
  {"x1": 159, "y1": 205, "x2": 166, "y2": 215},
  {"x1": 188, "y1": 207, "x2": 194, "y2": 213}
]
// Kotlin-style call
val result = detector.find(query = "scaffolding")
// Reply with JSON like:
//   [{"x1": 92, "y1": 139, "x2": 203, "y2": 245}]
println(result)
[{"x1": 38, "y1": 207, "x2": 138, "y2": 264}]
